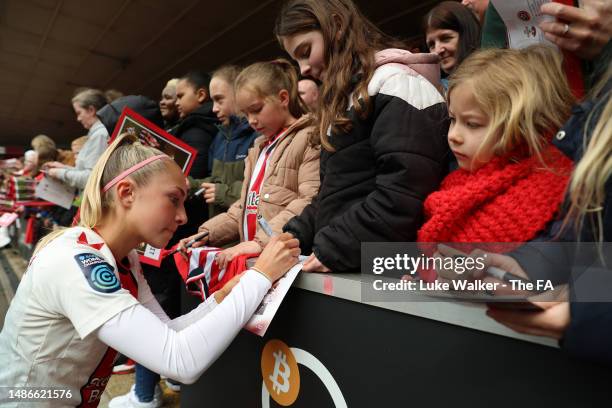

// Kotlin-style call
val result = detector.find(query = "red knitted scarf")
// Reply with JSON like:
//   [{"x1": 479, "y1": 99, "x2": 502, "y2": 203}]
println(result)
[{"x1": 417, "y1": 145, "x2": 573, "y2": 245}]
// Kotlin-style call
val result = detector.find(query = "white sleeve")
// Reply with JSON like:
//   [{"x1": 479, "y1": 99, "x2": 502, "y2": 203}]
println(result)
[
  {"x1": 168, "y1": 296, "x2": 218, "y2": 331},
  {"x1": 141, "y1": 296, "x2": 171, "y2": 323},
  {"x1": 97, "y1": 269, "x2": 270, "y2": 384}
]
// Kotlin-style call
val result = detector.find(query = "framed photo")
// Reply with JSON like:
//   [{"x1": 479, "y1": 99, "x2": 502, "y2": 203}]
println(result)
[
  {"x1": 110, "y1": 107, "x2": 197, "y2": 175},
  {"x1": 110, "y1": 107, "x2": 197, "y2": 266}
]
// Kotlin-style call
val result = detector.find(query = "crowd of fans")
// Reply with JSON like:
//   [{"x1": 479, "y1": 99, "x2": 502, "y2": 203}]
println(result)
[{"x1": 0, "y1": 0, "x2": 610, "y2": 406}]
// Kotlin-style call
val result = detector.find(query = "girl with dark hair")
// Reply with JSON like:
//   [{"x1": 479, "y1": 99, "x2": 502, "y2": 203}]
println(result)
[
  {"x1": 423, "y1": 1, "x2": 481, "y2": 90},
  {"x1": 275, "y1": 0, "x2": 450, "y2": 273}
]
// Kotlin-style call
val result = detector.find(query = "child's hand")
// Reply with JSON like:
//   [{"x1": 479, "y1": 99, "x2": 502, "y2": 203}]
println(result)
[
  {"x1": 302, "y1": 253, "x2": 331, "y2": 273},
  {"x1": 216, "y1": 241, "x2": 263, "y2": 270},
  {"x1": 200, "y1": 182, "x2": 216, "y2": 204},
  {"x1": 177, "y1": 231, "x2": 210, "y2": 259}
]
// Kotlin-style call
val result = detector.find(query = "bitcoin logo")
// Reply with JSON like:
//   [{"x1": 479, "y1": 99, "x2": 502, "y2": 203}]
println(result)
[
  {"x1": 261, "y1": 340, "x2": 299, "y2": 406},
  {"x1": 269, "y1": 350, "x2": 291, "y2": 394}
]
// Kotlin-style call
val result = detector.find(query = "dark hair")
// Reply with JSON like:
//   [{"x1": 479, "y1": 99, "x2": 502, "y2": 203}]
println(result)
[
  {"x1": 423, "y1": 1, "x2": 481, "y2": 70},
  {"x1": 274, "y1": 0, "x2": 405, "y2": 151},
  {"x1": 181, "y1": 71, "x2": 212, "y2": 97}
]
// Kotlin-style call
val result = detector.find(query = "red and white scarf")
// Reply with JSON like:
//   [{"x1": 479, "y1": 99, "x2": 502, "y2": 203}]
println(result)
[{"x1": 243, "y1": 130, "x2": 286, "y2": 240}]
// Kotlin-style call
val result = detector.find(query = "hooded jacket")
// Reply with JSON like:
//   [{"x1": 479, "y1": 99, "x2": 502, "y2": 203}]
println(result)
[
  {"x1": 175, "y1": 101, "x2": 218, "y2": 179},
  {"x1": 188, "y1": 116, "x2": 258, "y2": 218},
  {"x1": 283, "y1": 48, "x2": 451, "y2": 273},
  {"x1": 96, "y1": 95, "x2": 164, "y2": 134}
]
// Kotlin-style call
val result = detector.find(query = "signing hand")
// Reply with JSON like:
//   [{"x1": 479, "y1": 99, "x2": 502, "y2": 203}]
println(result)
[{"x1": 253, "y1": 233, "x2": 301, "y2": 282}]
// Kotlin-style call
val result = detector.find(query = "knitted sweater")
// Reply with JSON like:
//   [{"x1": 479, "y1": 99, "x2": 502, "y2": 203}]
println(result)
[{"x1": 417, "y1": 145, "x2": 573, "y2": 244}]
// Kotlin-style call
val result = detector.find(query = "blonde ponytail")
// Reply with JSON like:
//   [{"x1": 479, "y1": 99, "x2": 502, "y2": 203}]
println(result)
[
  {"x1": 34, "y1": 133, "x2": 169, "y2": 255},
  {"x1": 235, "y1": 58, "x2": 309, "y2": 121}
]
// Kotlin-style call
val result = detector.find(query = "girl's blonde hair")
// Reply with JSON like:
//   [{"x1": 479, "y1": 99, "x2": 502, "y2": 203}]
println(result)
[
  {"x1": 71, "y1": 135, "x2": 89, "y2": 150},
  {"x1": 31, "y1": 134, "x2": 56, "y2": 152},
  {"x1": 235, "y1": 59, "x2": 308, "y2": 120},
  {"x1": 448, "y1": 46, "x2": 575, "y2": 163},
  {"x1": 565, "y1": 66, "x2": 612, "y2": 241},
  {"x1": 34, "y1": 133, "x2": 170, "y2": 254}
]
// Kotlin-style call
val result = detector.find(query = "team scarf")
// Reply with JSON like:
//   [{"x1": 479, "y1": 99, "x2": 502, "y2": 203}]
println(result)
[
  {"x1": 417, "y1": 145, "x2": 573, "y2": 281},
  {"x1": 173, "y1": 246, "x2": 257, "y2": 300},
  {"x1": 243, "y1": 129, "x2": 286, "y2": 241}
]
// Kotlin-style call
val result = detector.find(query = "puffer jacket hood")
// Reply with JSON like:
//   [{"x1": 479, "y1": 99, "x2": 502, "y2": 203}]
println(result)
[
  {"x1": 96, "y1": 95, "x2": 163, "y2": 134},
  {"x1": 375, "y1": 48, "x2": 441, "y2": 89}
]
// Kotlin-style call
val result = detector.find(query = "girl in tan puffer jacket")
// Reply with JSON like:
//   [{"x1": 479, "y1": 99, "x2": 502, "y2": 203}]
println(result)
[{"x1": 185, "y1": 59, "x2": 320, "y2": 268}]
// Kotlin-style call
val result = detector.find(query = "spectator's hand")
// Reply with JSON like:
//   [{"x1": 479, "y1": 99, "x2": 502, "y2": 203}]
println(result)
[
  {"x1": 302, "y1": 253, "x2": 331, "y2": 273},
  {"x1": 540, "y1": 0, "x2": 612, "y2": 60},
  {"x1": 47, "y1": 168, "x2": 62, "y2": 179},
  {"x1": 177, "y1": 231, "x2": 210, "y2": 259},
  {"x1": 214, "y1": 272, "x2": 246, "y2": 303},
  {"x1": 253, "y1": 233, "x2": 300, "y2": 282},
  {"x1": 437, "y1": 245, "x2": 533, "y2": 296},
  {"x1": 216, "y1": 241, "x2": 262, "y2": 270},
  {"x1": 200, "y1": 182, "x2": 216, "y2": 204},
  {"x1": 486, "y1": 302, "x2": 570, "y2": 340},
  {"x1": 43, "y1": 161, "x2": 67, "y2": 169}
]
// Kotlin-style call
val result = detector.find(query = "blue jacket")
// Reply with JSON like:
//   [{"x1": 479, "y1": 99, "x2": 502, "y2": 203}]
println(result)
[{"x1": 189, "y1": 116, "x2": 258, "y2": 218}]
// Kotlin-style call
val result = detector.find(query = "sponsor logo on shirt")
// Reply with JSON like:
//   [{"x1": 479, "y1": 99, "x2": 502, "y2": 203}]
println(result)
[
  {"x1": 74, "y1": 253, "x2": 121, "y2": 293},
  {"x1": 235, "y1": 154, "x2": 247, "y2": 160}
]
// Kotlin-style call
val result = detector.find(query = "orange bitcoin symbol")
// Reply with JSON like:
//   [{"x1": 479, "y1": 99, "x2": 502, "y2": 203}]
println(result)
[{"x1": 261, "y1": 339, "x2": 300, "y2": 406}]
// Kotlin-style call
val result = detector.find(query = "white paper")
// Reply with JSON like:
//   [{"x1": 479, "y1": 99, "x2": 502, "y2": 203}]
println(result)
[
  {"x1": 35, "y1": 176, "x2": 75, "y2": 209},
  {"x1": 245, "y1": 263, "x2": 303, "y2": 337},
  {"x1": 491, "y1": 0, "x2": 556, "y2": 49}
]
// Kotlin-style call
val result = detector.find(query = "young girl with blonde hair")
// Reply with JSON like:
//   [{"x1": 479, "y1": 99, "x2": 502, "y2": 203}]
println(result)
[
  {"x1": 0, "y1": 134, "x2": 299, "y2": 406},
  {"x1": 186, "y1": 59, "x2": 320, "y2": 268},
  {"x1": 417, "y1": 46, "x2": 575, "y2": 250}
]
